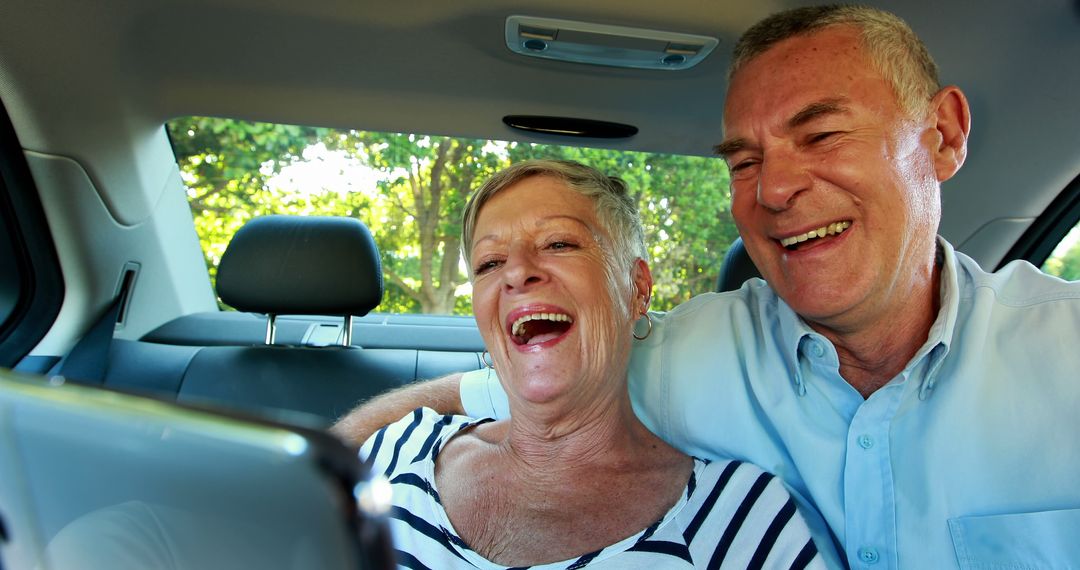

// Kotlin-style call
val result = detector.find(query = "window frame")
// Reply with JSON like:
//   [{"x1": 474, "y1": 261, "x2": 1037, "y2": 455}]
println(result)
[
  {"x1": 0, "y1": 98, "x2": 65, "y2": 368},
  {"x1": 997, "y1": 174, "x2": 1080, "y2": 271}
]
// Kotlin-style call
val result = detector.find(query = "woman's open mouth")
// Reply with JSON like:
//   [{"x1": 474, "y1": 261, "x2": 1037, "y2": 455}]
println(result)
[{"x1": 508, "y1": 311, "x2": 575, "y2": 346}]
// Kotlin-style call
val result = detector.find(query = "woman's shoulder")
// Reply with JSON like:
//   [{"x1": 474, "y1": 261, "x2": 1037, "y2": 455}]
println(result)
[
  {"x1": 690, "y1": 457, "x2": 768, "y2": 484},
  {"x1": 677, "y1": 459, "x2": 826, "y2": 568},
  {"x1": 686, "y1": 458, "x2": 794, "y2": 515},
  {"x1": 360, "y1": 407, "x2": 486, "y2": 475}
]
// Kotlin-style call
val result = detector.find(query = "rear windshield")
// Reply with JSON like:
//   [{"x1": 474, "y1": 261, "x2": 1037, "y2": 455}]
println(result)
[{"x1": 168, "y1": 117, "x2": 736, "y2": 315}]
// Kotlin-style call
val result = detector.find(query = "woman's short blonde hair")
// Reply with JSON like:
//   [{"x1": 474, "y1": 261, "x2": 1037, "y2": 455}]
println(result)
[
  {"x1": 730, "y1": 4, "x2": 940, "y2": 117},
  {"x1": 461, "y1": 159, "x2": 646, "y2": 273}
]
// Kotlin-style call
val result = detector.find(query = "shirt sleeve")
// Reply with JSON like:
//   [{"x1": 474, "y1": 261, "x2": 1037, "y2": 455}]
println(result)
[{"x1": 459, "y1": 368, "x2": 510, "y2": 419}]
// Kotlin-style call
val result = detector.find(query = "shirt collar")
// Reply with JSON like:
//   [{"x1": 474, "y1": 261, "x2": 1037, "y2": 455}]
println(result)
[
  {"x1": 776, "y1": 294, "x2": 812, "y2": 396},
  {"x1": 915, "y1": 237, "x2": 960, "y2": 399},
  {"x1": 773, "y1": 236, "x2": 961, "y2": 399}
]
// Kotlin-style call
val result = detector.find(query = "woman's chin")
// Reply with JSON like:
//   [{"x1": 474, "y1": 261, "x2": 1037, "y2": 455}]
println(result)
[
  {"x1": 507, "y1": 371, "x2": 582, "y2": 409},
  {"x1": 514, "y1": 379, "x2": 571, "y2": 405}
]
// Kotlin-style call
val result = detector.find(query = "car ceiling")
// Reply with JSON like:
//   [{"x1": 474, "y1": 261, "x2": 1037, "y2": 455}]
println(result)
[{"x1": 0, "y1": 0, "x2": 1078, "y2": 266}]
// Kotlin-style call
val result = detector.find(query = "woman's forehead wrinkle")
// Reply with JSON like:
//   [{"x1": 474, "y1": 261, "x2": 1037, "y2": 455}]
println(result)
[{"x1": 532, "y1": 214, "x2": 592, "y2": 230}]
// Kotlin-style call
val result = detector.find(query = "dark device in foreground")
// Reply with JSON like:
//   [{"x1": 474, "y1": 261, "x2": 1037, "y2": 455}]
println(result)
[{"x1": 0, "y1": 368, "x2": 395, "y2": 570}]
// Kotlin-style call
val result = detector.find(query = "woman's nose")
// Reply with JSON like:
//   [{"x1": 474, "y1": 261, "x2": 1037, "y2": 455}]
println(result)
[{"x1": 502, "y1": 246, "x2": 548, "y2": 292}]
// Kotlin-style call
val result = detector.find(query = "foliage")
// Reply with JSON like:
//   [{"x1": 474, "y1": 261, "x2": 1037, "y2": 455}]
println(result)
[
  {"x1": 168, "y1": 117, "x2": 334, "y2": 288},
  {"x1": 1042, "y1": 229, "x2": 1080, "y2": 281},
  {"x1": 168, "y1": 117, "x2": 738, "y2": 314}
]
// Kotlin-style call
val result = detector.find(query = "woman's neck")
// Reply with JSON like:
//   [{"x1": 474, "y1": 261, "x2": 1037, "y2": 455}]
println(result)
[
  {"x1": 434, "y1": 387, "x2": 692, "y2": 566},
  {"x1": 486, "y1": 387, "x2": 660, "y2": 474}
]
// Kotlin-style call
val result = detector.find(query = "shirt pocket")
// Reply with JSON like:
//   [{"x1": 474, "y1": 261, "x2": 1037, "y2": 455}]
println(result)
[{"x1": 949, "y1": 508, "x2": 1080, "y2": 569}]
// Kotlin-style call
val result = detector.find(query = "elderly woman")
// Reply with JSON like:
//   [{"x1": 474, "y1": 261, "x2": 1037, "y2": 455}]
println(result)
[{"x1": 362, "y1": 160, "x2": 831, "y2": 569}]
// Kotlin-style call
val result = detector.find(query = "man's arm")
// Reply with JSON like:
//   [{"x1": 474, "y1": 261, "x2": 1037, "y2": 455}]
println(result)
[{"x1": 329, "y1": 373, "x2": 464, "y2": 445}]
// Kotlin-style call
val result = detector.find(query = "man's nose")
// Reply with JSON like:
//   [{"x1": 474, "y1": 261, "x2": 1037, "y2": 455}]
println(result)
[
  {"x1": 757, "y1": 152, "x2": 810, "y2": 211},
  {"x1": 502, "y1": 245, "x2": 548, "y2": 292}
]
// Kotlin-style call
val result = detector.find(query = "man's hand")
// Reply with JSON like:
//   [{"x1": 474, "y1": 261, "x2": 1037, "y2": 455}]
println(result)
[{"x1": 330, "y1": 373, "x2": 464, "y2": 445}]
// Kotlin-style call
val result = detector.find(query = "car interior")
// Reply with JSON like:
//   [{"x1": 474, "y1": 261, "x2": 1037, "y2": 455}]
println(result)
[{"x1": 0, "y1": 0, "x2": 1078, "y2": 565}]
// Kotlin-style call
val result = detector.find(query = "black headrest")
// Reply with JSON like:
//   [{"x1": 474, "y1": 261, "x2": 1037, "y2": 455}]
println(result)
[
  {"x1": 216, "y1": 216, "x2": 383, "y2": 316},
  {"x1": 717, "y1": 236, "x2": 762, "y2": 292}
]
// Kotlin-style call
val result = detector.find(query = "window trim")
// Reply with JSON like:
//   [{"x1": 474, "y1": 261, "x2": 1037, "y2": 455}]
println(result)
[
  {"x1": 0, "y1": 98, "x2": 65, "y2": 367},
  {"x1": 997, "y1": 174, "x2": 1080, "y2": 271}
]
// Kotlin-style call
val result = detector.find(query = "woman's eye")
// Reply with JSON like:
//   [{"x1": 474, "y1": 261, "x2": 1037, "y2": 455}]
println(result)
[
  {"x1": 474, "y1": 259, "x2": 502, "y2": 274},
  {"x1": 547, "y1": 241, "x2": 576, "y2": 251}
]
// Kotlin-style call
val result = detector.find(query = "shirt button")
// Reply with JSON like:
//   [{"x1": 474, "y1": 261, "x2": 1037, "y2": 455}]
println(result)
[
  {"x1": 858, "y1": 547, "x2": 880, "y2": 564},
  {"x1": 810, "y1": 340, "x2": 825, "y2": 357},
  {"x1": 857, "y1": 435, "x2": 874, "y2": 449}
]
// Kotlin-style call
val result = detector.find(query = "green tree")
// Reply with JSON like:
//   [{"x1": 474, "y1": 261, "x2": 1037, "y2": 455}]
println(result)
[
  {"x1": 169, "y1": 117, "x2": 739, "y2": 315},
  {"x1": 1044, "y1": 236, "x2": 1080, "y2": 281},
  {"x1": 167, "y1": 118, "x2": 334, "y2": 284},
  {"x1": 332, "y1": 133, "x2": 508, "y2": 313}
]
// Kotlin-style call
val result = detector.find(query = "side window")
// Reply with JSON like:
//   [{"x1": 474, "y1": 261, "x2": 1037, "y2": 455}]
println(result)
[
  {"x1": 0, "y1": 182, "x2": 21, "y2": 327},
  {"x1": 0, "y1": 99, "x2": 64, "y2": 368},
  {"x1": 168, "y1": 117, "x2": 738, "y2": 316},
  {"x1": 999, "y1": 177, "x2": 1080, "y2": 277},
  {"x1": 1041, "y1": 221, "x2": 1080, "y2": 281}
]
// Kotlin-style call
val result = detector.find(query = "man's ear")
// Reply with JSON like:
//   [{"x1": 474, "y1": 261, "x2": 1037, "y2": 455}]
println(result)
[
  {"x1": 928, "y1": 85, "x2": 971, "y2": 183},
  {"x1": 631, "y1": 258, "x2": 654, "y2": 312}
]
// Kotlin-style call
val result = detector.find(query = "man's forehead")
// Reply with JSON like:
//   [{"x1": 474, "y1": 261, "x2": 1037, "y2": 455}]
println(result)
[
  {"x1": 725, "y1": 26, "x2": 867, "y2": 95},
  {"x1": 721, "y1": 27, "x2": 874, "y2": 135}
]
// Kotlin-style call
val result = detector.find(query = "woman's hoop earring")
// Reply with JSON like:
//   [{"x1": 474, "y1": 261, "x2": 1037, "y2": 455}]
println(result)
[
  {"x1": 481, "y1": 351, "x2": 494, "y2": 369},
  {"x1": 633, "y1": 312, "x2": 653, "y2": 341}
]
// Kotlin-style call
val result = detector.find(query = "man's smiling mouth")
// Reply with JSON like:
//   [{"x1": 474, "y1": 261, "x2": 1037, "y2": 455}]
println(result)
[
  {"x1": 510, "y1": 312, "x2": 574, "y2": 346},
  {"x1": 779, "y1": 221, "x2": 852, "y2": 250}
]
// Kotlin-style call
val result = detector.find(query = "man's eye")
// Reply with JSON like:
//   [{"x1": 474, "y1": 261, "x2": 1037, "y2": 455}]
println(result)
[
  {"x1": 729, "y1": 160, "x2": 759, "y2": 175},
  {"x1": 547, "y1": 241, "x2": 576, "y2": 250},
  {"x1": 808, "y1": 131, "x2": 839, "y2": 144}
]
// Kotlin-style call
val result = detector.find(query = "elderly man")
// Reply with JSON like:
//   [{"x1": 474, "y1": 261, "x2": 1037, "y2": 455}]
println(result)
[{"x1": 334, "y1": 5, "x2": 1080, "y2": 568}]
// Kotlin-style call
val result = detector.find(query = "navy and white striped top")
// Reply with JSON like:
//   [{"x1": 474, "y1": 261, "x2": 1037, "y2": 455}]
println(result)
[{"x1": 362, "y1": 408, "x2": 827, "y2": 569}]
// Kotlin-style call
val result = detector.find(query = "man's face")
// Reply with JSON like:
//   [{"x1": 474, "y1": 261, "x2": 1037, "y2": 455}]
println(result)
[{"x1": 719, "y1": 26, "x2": 942, "y2": 331}]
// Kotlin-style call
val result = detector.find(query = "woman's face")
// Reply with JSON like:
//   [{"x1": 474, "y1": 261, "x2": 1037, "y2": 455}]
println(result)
[{"x1": 469, "y1": 176, "x2": 649, "y2": 410}]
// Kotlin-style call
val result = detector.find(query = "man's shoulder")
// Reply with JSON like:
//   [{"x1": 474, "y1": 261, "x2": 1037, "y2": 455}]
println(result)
[
  {"x1": 640, "y1": 279, "x2": 784, "y2": 357},
  {"x1": 658, "y1": 278, "x2": 776, "y2": 323},
  {"x1": 957, "y1": 252, "x2": 1080, "y2": 307}
]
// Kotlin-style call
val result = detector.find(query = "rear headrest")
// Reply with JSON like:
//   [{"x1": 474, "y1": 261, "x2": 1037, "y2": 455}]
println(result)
[
  {"x1": 217, "y1": 216, "x2": 383, "y2": 316},
  {"x1": 717, "y1": 236, "x2": 762, "y2": 292}
]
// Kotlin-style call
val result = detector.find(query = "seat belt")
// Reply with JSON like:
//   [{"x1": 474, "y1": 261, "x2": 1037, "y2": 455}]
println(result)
[{"x1": 56, "y1": 295, "x2": 123, "y2": 386}]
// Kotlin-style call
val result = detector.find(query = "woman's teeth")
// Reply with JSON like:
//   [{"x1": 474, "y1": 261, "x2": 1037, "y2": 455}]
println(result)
[
  {"x1": 511, "y1": 312, "x2": 573, "y2": 339},
  {"x1": 780, "y1": 221, "x2": 852, "y2": 248}
]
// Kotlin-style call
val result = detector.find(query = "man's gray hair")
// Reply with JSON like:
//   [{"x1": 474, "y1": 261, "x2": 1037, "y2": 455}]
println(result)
[
  {"x1": 730, "y1": 4, "x2": 940, "y2": 116},
  {"x1": 461, "y1": 159, "x2": 646, "y2": 273}
]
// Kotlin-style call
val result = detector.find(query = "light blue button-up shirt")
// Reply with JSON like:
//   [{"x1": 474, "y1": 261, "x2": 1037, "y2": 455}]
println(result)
[{"x1": 461, "y1": 239, "x2": 1080, "y2": 569}]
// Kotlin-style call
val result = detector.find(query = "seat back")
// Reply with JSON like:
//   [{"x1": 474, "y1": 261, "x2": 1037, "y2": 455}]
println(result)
[
  {"x1": 64, "y1": 215, "x2": 485, "y2": 425},
  {"x1": 177, "y1": 215, "x2": 398, "y2": 421},
  {"x1": 717, "y1": 236, "x2": 762, "y2": 292}
]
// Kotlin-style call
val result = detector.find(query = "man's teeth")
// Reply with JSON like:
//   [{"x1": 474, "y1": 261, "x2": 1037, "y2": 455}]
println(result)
[
  {"x1": 779, "y1": 221, "x2": 852, "y2": 248},
  {"x1": 511, "y1": 313, "x2": 573, "y2": 337}
]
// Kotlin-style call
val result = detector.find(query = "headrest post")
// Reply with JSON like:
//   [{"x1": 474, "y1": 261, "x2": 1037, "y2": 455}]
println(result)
[
  {"x1": 342, "y1": 315, "x2": 353, "y2": 347},
  {"x1": 264, "y1": 314, "x2": 277, "y2": 345}
]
